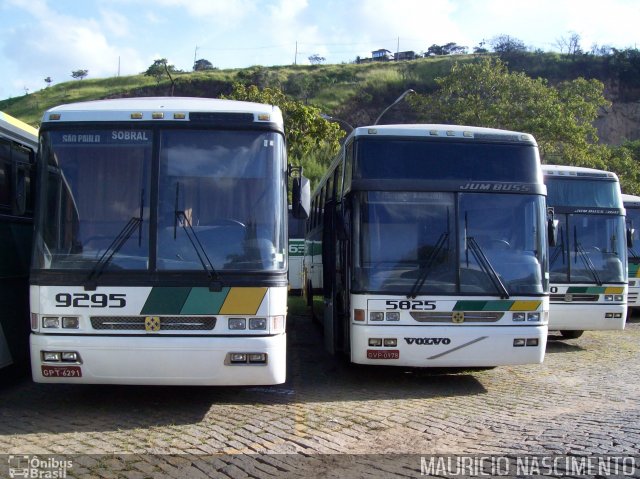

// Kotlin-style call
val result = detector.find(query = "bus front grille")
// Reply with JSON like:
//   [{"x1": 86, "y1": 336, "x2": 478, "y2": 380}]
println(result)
[
  {"x1": 410, "y1": 312, "x2": 503, "y2": 323},
  {"x1": 90, "y1": 316, "x2": 217, "y2": 331},
  {"x1": 550, "y1": 294, "x2": 599, "y2": 302}
]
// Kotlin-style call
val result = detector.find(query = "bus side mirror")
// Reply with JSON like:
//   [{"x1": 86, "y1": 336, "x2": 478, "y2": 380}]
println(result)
[
  {"x1": 627, "y1": 227, "x2": 634, "y2": 248},
  {"x1": 547, "y1": 218, "x2": 558, "y2": 247},
  {"x1": 290, "y1": 166, "x2": 310, "y2": 219}
]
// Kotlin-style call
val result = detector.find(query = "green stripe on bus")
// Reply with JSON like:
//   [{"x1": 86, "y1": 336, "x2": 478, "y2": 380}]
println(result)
[
  {"x1": 140, "y1": 287, "x2": 192, "y2": 315},
  {"x1": 453, "y1": 300, "x2": 515, "y2": 311},
  {"x1": 566, "y1": 286, "x2": 605, "y2": 294},
  {"x1": 181, "y1": 287, "x2": 230, "y2": 314}
]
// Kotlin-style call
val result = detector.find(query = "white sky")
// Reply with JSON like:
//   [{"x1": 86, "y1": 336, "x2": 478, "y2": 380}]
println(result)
[{"x1": 1, "y1": 0, "x2": 638, "y2": 100}]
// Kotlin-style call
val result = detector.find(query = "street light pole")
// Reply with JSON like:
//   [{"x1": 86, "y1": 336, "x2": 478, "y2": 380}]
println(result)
[
  {"x1": 320, "y1": 113, "x2": 354, "y2": 133},
  {"x1": 373, "y1": 88, "x2": 416, "y2": 125}
]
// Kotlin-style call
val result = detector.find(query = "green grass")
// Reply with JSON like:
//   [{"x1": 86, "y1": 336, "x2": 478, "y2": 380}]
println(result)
[
  {"x1": 2, "y1": 51, "x2": 636, "y2": 128},
  {"x1": 287, "y1": 295, "x2": 309, "y2": 316}
]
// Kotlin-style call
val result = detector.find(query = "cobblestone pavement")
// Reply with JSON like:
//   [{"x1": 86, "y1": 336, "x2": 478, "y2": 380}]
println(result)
[{"x1": 0, "y1": 307, "x2": 639, "y2": 478}]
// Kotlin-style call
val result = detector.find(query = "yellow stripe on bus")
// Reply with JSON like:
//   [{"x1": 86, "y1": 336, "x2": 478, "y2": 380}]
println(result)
[
  {"x1": 219, "y1": 287, "x2": 268, "y2": 315},
  {"x1": 509, "y1": 300, "x2": 541, "y2": 311},
  {"x1": 604, "y1": 287, "x2": 624, "y2": 294}
]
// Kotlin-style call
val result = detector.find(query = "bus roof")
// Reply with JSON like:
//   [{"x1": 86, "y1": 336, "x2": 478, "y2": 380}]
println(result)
[
  {"x1": 542, "y1": 164, "x2": 619, "y2": 181},
  {"x1": 0, "y1": 111, "x2": 38, "y2": 148},
  {"x1": 348, "y1": 124, "x2": 537, "y2": 145},
  {"x1": 622, "y1": 193, "x2": 640, "y2": 207},
  {"x1": 41, "y1": 97, "x2": 284, "y2": 127}
]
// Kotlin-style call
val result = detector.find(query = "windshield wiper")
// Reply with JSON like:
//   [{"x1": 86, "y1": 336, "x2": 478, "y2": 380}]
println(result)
[
  {"x1": 84, "y1": 189, "x2": 145, "y2": 290},
  {"x1": 573, "y1": 226, "x2": 602, "y2": 285},
  {"x1": 407, "y1": 231, "x2": 449, "y2": 299},
  {"x1": 174, "y1": 182, "x2": 223, "y2": 291},
  {"x1": 84, "y1": 216, "x2": 142, "y2": 291},
  {"x1": 466, "y1": 237, "x2": 510, "y2": 299},
  {"x1": 463, "y1": 213, "x2": 509, "y2": 299}
]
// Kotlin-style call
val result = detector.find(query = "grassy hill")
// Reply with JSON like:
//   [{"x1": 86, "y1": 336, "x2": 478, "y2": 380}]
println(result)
[{"x1": 2, "y1": 51, "x2": 640, "y2": 143}]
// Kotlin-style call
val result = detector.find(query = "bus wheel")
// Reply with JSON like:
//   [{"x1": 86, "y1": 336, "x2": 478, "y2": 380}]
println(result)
[{"x1": 560, "y1": 330, "x2": 584, "y2": 339}]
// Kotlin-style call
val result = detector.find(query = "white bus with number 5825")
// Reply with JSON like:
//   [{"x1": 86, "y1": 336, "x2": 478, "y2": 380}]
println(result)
[{"x1": 304, "y1": 125, "x2": 550, "y2": 367}]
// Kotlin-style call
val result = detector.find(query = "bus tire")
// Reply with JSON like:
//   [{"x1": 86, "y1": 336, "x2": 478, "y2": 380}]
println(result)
[{"x1": 560, "y1": 330, "x2": 584, "y2": 339}]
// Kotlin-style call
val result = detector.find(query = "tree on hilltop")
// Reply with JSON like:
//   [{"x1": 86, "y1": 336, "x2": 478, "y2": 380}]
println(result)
[
  {"x1": 145, "y1": 58, "x2": 177, "y2": 95},
  {"x1": 193, "y1": 58, "x2": 215, "y2": 71},
  {"x1": 71, "y1": 69, "x2": 88, "y2": 80}
]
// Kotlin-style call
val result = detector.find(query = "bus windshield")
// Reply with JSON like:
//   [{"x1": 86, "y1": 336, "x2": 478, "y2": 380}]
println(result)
[
  {"x1": 353, "y1": 191, "x2": 547, "y2": 295},
  {"x1": 549, "y1": 213, "x2": 626, "y2": 283},
  {"x1": 35, "y1": 129, "x2": 286, "y2": 272}
]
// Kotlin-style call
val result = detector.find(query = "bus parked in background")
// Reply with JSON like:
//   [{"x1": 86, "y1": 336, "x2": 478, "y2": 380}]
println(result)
[
  {"x1": 288, "y1": 207, "x2": 305, "y2": 294},
  {"x1": 30, "y1": 97, "x2": 308, "y2": 385},
  {"x1": 544, "y1": 165, "x2": 627, "y2": 338},
  {"x1": 304, "y1": 124, "x2": 550, "y2": 367},
  {"x1": 0, "y1": 112, "x2": 38, "y2": 374},
  {"x1": 622, "y1": 193, "x2": 640, "y2": 310}
]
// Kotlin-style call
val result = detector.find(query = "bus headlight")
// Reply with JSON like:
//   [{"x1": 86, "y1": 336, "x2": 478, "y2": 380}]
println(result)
[
  {"x1": 61, "y1": 352, "x2": 80, "y2": 362},
  {"x1": 386, "y1": 312, "x2": 400, "y2": 321},
  {"x1": 62, "y1": 317, "x2": 79, "y2": 329},
  {"x1": 604, "y1": 295, "x2": 614, "y2": 302},
  {"x1": 249, "y1": 318, "x2": 267, "y2": 330},
  {"x1": 42, "y1": 351, "x2": 61, "y2": 361},
  {"x1": 527, "y1": 312, "x2": 541, "y2": 322},
  {"x1": 42, "y1": 317, "x2": 60, "y2": 329},
  {"x1": 370, "y1": 312, "x2": 384, "y2": 321},
  {"x1": 512, "y1": 312, "x2": 526, "y2": 321},
  {"x1": 615, "y1": 295, "x2": 624, "y2": 302},
  {"x1": 228, "y1": 318, "x2": 246, "y2": 330}
]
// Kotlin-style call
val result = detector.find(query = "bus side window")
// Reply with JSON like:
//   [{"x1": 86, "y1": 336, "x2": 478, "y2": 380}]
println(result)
[{"x1": 0, "y1": 140, "x2": 11, "y2": 211}]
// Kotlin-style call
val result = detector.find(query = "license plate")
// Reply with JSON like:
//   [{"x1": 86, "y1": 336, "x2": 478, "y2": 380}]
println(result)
[
  {"x1": 366, "y1": 349, "x2": 400, "y2": 360},
  {"x1": 41, "y1": 365, "x2": 82, "y2": 378}
]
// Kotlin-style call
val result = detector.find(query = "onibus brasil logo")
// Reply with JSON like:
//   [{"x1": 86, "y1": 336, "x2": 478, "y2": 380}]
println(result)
[{"x1": 8, "y1": 455, "x2": 73, "y2": 478}]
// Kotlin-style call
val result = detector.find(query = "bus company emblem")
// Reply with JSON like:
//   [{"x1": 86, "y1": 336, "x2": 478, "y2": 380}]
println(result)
[
  {"x1": 564, "y1": 294, "x2": 573, "y2": 302},
  {"x1": 452, "y1": 312, "x2": 465, "y2": 323},
  {"x1": 145, "y1": 316, "x2": 161, "y2": 332}
]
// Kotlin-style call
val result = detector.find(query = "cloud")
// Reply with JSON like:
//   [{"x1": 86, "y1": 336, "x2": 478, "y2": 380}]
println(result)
[
  {"x1": 153, "y1": 0, "x2": 258, "y2": 27},
  {"x1": 99, "y1": 8, "x2": 132, "y2": 38},
  {"x1": 1, "y1": 0, "x2": 147, "y2": 96}
]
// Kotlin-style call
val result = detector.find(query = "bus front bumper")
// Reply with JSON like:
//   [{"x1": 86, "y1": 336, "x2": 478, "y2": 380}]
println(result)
[
  {"x1": 30, "y1": 333, "x2": 286, "y2": 385},
  {"x1": 548, "y1": 303, "x2": 626, "y2": 331},
  {"x1": 351, "y1": 324, "x2": 547, "y2": 367}
]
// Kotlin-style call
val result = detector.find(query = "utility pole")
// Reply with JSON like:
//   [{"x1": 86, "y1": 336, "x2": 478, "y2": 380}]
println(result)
[
  {"x1": 294, "y1": 41, "x2": 298, "y2": 65},
  {"x1": 396, "y1": 36, "x2": 400, "y2": 61},
  {"x1": 193, "y1": 45, "x2": 199, "y2": 70}
]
